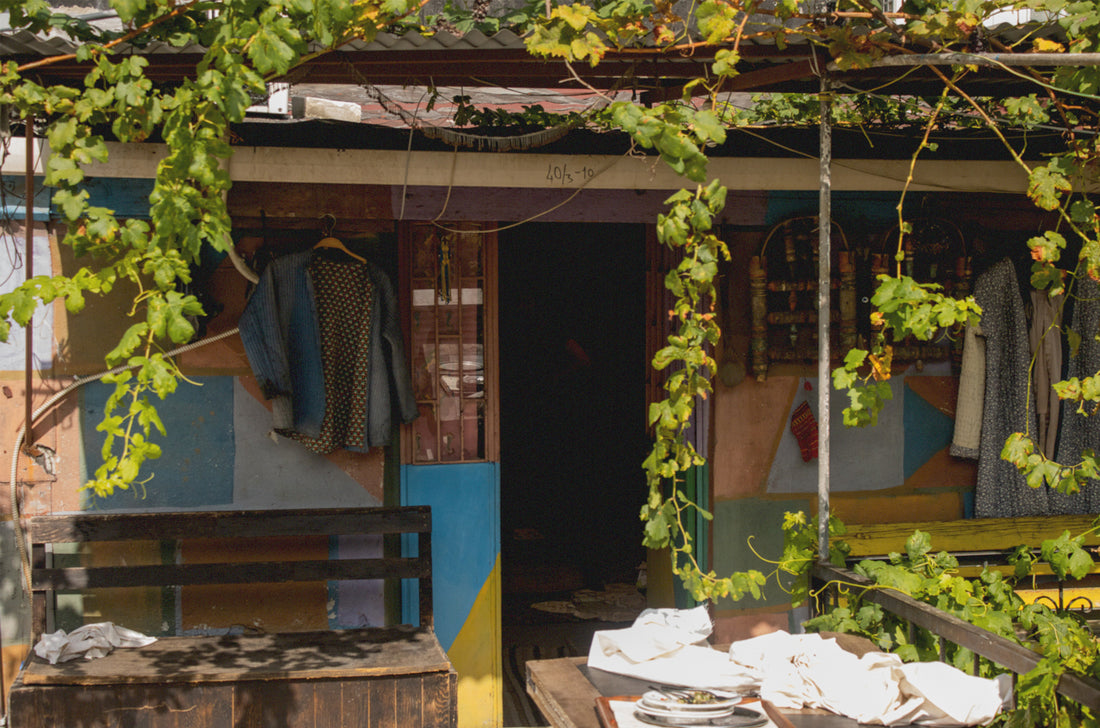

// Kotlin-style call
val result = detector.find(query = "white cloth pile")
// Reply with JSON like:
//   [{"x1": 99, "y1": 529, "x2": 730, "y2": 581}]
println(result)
[
  {"x1": 588, "y1": 609, "x2": 1012, "y2": 727},
  {"x1": 33, "y1": 622, "x2": 157, "y2": 665},
  {"x1": 587, "y1": 605, "x2": 760, "y2": 692},
  {"x1": 729, "y1": 631, "x2": 1012, "y2": 727}
]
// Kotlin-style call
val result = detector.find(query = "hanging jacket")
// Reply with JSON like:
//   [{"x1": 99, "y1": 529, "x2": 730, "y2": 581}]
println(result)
[
  {"x1": 970, "y1": 258, "x2": 1049, "y2": 518},
  {"x1": 239, "y1": 249, "x2": 418, "y2": 453},
  {"x1": 1052, "y1": 276, "x2": 1100, "y2": 514}
]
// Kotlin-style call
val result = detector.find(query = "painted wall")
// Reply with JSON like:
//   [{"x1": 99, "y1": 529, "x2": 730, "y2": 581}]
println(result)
[
  {"x1": 1, "y1": 177, "x2": 508, "y2": 728},
  {"x1": 704, "y1": 190, "x2": 1056, "y2": 643},
  {"x1": 0, "y1": 170, "x2": 1054, "y2": 724},
  {"x1": 403, "y1": 463, "x2": 502, "y2": 728},
  {"x1": 0, "y1": 210, "x2": 392, "y2": 704}
]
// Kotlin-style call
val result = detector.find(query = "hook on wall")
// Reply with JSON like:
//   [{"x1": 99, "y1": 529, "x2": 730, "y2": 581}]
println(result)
[{"x1": 320, "y1": 213, "x2": 337, "y2": 237}]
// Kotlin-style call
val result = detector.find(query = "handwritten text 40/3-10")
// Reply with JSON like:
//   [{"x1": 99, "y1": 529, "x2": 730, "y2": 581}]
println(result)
[{"x1": 546, "y1": 162, "x2": 595, "y2": 185}]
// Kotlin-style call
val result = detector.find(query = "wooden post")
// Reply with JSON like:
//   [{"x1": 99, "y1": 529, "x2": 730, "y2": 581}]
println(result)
[{"x1": 749, "y1": 255, "x2": 768, "y2": 380}]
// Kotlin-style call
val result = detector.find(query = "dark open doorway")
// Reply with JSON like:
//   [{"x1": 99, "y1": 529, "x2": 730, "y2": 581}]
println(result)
[{"x1": 498, "y1": 222, "x2": 649, "y2": 621}]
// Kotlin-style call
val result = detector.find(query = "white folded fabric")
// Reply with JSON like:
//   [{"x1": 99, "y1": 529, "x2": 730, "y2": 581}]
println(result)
[
  {"x1": 587, "y1": 605, "x2": 760, "y2": 691},
  {"x1": 588, "y1": 611, "x2": 1008, "y2": 726},
  {"x1": 34, "y1": 621, "x2": 157, "y2": 664},
  {"x1": 728, "y1": 631, "x2": 1010, "y2": 727}
]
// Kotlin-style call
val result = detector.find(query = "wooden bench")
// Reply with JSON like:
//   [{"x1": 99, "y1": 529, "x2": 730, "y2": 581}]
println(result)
[
  {"x1": 844, "y1": 514, "x2": 1100, "y2": 611},
  {"x1": 8, "y1": 506, "x2": 456, "y2": 728}
]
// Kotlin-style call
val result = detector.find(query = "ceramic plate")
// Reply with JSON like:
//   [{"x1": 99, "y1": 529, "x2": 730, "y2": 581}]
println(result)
[
  {"x1": 632, "y1": 705, "x2": 767, "y2": 727},
  {"x1": 639, "y1": 691, "x2": 742, "y2": 713}
]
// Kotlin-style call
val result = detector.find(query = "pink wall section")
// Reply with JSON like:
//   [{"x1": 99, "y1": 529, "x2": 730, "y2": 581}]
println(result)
[{"x1": 712, "y1": 377, "x2": 799, "y2": 500}]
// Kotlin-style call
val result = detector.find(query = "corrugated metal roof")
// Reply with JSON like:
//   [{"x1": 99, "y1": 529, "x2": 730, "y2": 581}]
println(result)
[
  {"x1": 0, "y1": 25, "x2": 529, "y2": 57},
  {"x1": 0, "y1": 10, "x2": 1073, "y2": 97}
]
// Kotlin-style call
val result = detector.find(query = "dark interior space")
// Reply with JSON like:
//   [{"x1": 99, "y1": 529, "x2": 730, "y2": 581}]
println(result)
[
  {"x1": 499, "y1": 222, "x2": 649, "y2": 616},
  {"x1": 498, "y1": 222, "x2": 650, "y2": 725}
]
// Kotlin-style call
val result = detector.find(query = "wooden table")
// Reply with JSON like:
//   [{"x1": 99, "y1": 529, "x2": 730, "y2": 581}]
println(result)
[{"x1": 526, "y1": 656, "x2": 865, "y2": 728}]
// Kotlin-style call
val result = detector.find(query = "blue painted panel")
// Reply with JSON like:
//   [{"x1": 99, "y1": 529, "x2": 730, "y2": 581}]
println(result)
[
  {"x1": 401, "y1": 462, "x2": 500, "y2": 651},
  {"x1": 1, "y1": 176, "x2": 155, "y2": 220},
  {"x1": 764, "y1": 191, "x2": 910, "y2": 232},
  {"x1": 81, "y1": 377, "x2": 235, "y2": 509},
  {"x1": 80, "y1": 177, "x2": 155, "y2": 218},
  {"x1": 1, "y1": 176, "x2": 52, "y2": 220},
  {"x1": 903, "y1": 380, "x2": 955, "y2": 480}
]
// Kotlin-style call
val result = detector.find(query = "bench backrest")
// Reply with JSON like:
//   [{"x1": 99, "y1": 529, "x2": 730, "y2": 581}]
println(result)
[
  {"x1": 26, "y1": 506, "x2": 433, "y2": 642},
  {"x1": 844, "y1": 513, "x2": 1100, "y2": 560}
]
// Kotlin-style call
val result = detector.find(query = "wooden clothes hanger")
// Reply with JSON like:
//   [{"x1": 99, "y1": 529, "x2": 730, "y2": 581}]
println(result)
[{"x1": 314, "y1": 214, "x2": 366, "y2": 263}]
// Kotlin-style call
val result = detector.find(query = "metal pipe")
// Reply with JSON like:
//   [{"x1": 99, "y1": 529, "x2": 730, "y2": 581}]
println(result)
[
  {"x1": 817, "y1": 76, "x2": 832, "y2": 562},
  {"x1": 827, "y1": 51, "x2": 1100, "y2": 72},
  {"x1": 22, "y1": 121, "x2": 35, "y2": 459}
]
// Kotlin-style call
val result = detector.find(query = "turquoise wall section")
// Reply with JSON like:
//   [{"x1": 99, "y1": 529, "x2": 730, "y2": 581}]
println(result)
[
  {"x1": 80, "y1": 377, "x2": 236, "y2": 508},
  {"x1": 400, "y1": 462, "x2": 500, "y2": 649}
]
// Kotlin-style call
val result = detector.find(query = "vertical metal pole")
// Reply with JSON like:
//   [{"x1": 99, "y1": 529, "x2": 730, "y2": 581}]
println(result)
[
  {"x1": 817, "y1": 76, "x2": 832, "y2": 562},
  {"x1": 23, "y1": 121, "x2": 35, "y2": 457}
]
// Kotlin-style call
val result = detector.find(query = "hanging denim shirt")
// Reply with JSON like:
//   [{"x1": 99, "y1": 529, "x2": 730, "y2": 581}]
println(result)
[{"x1": 239, "y1": 249, "x2": 417, "y2": 452}]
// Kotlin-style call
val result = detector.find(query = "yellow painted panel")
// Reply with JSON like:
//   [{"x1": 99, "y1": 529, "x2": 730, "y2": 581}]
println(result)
[
  {"x1": 449, "y1": 557, "x2": 502, "y2": 728},
  {"x1": 180, "y1": 536, "x2": 329, "y2": 632},
  {"x1": 845, "y1": 514, "x2": 1100, "y2": 558},
  {"x1": 831, "y1": 492, "x2": 964, "y2": 527},
  {"x1": 73, "y1": 541, "x2": 164, "y2": 636},
  {"x1": 2, "y1": 643, "x2": 29, "y2": 700},
  {"x1": 1018, "y1": 587, "x2": 1100, "y2": 608},
  {"x1": 646, "y1": 548, "x2": 676, "y2": 609}
]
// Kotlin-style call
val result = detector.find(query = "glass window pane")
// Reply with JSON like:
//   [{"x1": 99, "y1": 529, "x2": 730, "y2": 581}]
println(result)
[{"x1": 405, "y1": 224, "x2": 487, "y2": 463}]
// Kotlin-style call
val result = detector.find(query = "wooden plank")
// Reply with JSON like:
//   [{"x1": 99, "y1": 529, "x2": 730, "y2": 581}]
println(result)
[
  {"x1": 27, "y1": 506, "x2": 431, "y2": 543},
  {"x1": 395, "y1": 674, "x2": 423, "y2": 728},
  {"x1": 284, "y1": 679, "x2": 319, "y2": 728},
  {"x1": 844, "y1": 514, "x2": 1100, "y2": 557},
  {"x1": 54, "y1": 142, "x2": 1038, "y2": 193},
  {"x1": 33, "y1": 556, "x2": 429, "y2": 590},
  {"x1": 233, "y1": 680, "x2": 268, "y2": 728},
  {"x1": 368, "y1": 673, "x2": 398, "y2": 728},
  {"x1": 337, "y1": 678, "x2": 368, "y2": 728},
  {"x1": 813, "y1": 563, "x2": 1100, "y2": 712},
  {"x1": 527, "y1": 657, "x2": 603, "y2": 728},
  {"x1": 20, "y1": 627, "x2": 451, "y2": 685},
  {"x1": 227, "y1": 182, "x2": 393, "y2": 223},
  {"x1": 313, "y1": 679, "x2": 344, "y2": 728},
  {"x1": 423, "y1": 669, "x2": 459, "y2": 728},
  {"x1": 418, "y1": 529, "x2": 433, "y2": 629},
  {"x1": 9, "y1": 680, "x2": 234, "y2": 728},
  {"x1": 14, "y1": 506, "x2": 453, "y2": 727}
]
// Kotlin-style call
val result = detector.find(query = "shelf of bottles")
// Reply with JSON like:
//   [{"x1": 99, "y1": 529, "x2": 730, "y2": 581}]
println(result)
[
  {"x1": 749, "y1": 215, "x2": 970, "y2": 381},
  {"x1": 407, "y1": 224, "x2": 487, "y2": 463}
]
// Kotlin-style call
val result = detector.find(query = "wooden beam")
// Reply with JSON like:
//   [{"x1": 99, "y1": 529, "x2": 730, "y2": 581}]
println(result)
[
  {"x1": 2, "y1": 141, "x2": 1043, "y2": 194},
  {"x1": 646, "y1": 58, "x2": 818, "y2": 102}
]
